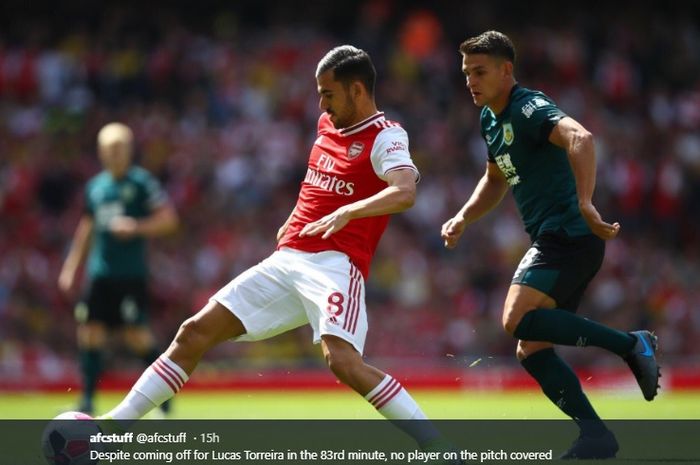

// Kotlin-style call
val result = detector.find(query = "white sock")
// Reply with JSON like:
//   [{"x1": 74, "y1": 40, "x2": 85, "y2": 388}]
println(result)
[
  {"x1": 106, "y1": 356, "x2": 188, "y2": 423},
  {"x1": 365, "y1": 374, "x2": 426, "y2": 419},
  {"x1": 364, "y1": 374, "x2": 440, "y2": 446}
]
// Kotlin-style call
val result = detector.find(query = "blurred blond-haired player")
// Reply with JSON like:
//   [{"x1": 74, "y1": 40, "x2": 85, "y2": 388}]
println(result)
[{"x1": 58, "y1": 122, "x2": 178, "y2": 415}]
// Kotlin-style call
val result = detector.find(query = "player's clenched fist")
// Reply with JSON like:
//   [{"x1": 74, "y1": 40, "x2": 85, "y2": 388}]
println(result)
[
  {"x1": 578, "y1": 202, "x2": 620, "y2": 241},
  {"x1": 441, "y1": 216, "x2": 466, "y2": 249}
]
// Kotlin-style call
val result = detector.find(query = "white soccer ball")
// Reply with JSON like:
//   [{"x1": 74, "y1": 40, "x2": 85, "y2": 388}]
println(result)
[{"x1": 41, "y1": 411, "x2": 100, "y2": 465}]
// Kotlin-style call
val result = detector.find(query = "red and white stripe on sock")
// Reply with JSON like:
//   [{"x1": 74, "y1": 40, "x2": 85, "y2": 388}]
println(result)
[
  {"x1": 107, "y1": 356, "x2": 189, "y2": 422},
  {"x1": 364, "y1": 375, "x2": 427, "y2": 420},
  {"x1": 366, "y1": 375, "x2": 402, "y2": 409},
  {"x1": 151, "y1": 356, "x2": 187, "y2": 394},
  {"x1": 133, "y1": 356, "x2": 189, "y2": 407}
]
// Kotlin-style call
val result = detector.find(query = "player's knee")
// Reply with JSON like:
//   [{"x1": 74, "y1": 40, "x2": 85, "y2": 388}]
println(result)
[
  {"x1": 324, "y1": 350, "x2": 347, "y2": 377},
  {"x1": 173, "y1": 317, "x2": 210, "y2": 354},
  {"x1": 517, "y1": 341, "x2": 553, "y2": 361},
  {"x1": 502, "y1": 309, "x2": 522, "y2": 337},
  {"x1": 324, "y1": 349, "x2": 360, "y2": 383}
]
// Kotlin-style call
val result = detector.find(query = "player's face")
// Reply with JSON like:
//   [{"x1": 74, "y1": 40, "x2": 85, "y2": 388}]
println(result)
[
  {"x1": 99, "y1": 141, "x2": 132, "y2": 178},
  {"x1": 462, "y1": 53, "x2": 511, "y2": 110},
  {"x1": 317, "y1": 70, "x2": 359, "y2": 129}
]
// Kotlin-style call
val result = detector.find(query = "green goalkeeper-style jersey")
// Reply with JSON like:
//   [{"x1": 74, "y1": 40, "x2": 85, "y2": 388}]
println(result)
[
  {"x1": 480, "y1": 84, "x2": 592, "y2": 241},
  {"x1": 84, "y1": 166, "x2": 167, "y2": 279}
]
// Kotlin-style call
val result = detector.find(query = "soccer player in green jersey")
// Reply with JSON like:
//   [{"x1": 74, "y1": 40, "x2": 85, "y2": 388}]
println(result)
[
  {"x1": 441, "y1": 31, "x2": 660, "y2": 459},
  {"x1": 58, "y1": 123, "x2": 179, "y2": 416}
]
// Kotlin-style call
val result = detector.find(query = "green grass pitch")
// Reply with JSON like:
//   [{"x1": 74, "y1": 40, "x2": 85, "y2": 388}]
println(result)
[
  {"x1": 1, "y1": 389, "x2": 698, "y2": 419},
  {"x1": 1, "y1": 390, "x2": 698, "y2": 465}
]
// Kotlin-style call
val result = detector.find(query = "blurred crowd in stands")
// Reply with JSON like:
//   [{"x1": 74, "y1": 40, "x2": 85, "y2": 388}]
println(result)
[{"x1": 1, "y1": 1, "x2": 699, "y2": 379}]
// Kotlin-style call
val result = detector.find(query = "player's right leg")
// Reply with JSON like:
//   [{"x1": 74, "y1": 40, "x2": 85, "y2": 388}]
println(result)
[
  {"x1": 102, "y1": 250, "x2": 304, "y2": 426},
  {"x1": 102, "y1": 301, "x2": 245, "y2": 426}
]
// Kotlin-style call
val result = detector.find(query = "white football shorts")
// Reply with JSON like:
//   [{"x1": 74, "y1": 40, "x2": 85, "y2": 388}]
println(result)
[{"x1": 211, "y1": 247, "x2": 368, "y2": 354}]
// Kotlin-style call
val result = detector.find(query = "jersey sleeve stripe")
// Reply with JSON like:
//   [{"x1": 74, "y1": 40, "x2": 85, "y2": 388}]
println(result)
[
  {"x1": 384, "y1": 165, "x2": 420, "y2": 182},
  {"x1": 384, "y1": 164, "x2": 417, "y2": 173}
]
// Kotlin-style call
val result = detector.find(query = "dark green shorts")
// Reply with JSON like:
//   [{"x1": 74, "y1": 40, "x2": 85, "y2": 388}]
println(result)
[
  {"x1": 77, "y1": 277, "x2": 149, "y2": 327},
  {"x1": 511, "y1": 232, "x2": 605, "y2": 311}
]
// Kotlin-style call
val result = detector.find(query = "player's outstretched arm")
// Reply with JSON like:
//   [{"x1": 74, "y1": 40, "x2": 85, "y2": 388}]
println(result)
[
  {"x1": 58, "y1": 215, "x2": 94, "y2": 294},
  {"x1": 441, "y1": 161, "x2": 508, "y2": 249},
  {"x1": 299, "y1": 168, "x2": 416, "y2": 240},
  {"x1": 549, "y1": 117, "x2": 620, "y2": 240}
]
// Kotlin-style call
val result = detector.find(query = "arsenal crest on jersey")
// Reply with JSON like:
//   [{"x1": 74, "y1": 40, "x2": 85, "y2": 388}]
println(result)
[{"x1": 347, "y1": 141, "x2": 365, "y2": 160}]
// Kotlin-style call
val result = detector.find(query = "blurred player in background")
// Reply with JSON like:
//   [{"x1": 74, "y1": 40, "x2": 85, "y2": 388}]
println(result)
[
  {"x1": 101, "y1": 46, "x2": 460, "y2": 463},
  {"x1": 441, "y1": 31, "x2": 660, "y2": 459},
  {"x1": 58, "y1": 123, "x2": 179, "y2": 416}
]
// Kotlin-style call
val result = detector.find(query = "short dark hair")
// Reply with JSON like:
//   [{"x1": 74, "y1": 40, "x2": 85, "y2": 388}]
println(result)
[
  {"x1": 316, "y1": 45, "x2": 376, "y2": 97},
  {"x1": 459, "y1": 31, "x2": 516, "y2": 64}
]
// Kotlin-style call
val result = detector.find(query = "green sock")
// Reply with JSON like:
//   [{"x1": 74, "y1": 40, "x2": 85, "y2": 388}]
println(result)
[
  {"x1": 141, "y1": 348, "x2": 171, "y2": 414},
  {"x1": 521, "y1": 348, "x2": 607, "y2": 437},
  {"x1": 514, "y1": 309, "x2": 636, "y2": 355},
  {"x1": 79, "y1": 349, "x2": 103, "y2": 412}
]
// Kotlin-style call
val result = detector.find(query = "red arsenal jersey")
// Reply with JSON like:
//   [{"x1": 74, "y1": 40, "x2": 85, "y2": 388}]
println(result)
[{"x1": 278, "y1": 112, "x2": 419, "y2": 278}]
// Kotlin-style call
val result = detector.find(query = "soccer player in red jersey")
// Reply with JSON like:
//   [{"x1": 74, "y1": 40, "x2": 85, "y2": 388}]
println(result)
[{"x1": 101, "y1": 45, "x2": 457, "y2": 460}]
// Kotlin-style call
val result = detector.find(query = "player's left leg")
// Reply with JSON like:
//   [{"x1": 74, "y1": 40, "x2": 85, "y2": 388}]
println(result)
[
  {"x1": 518, "y1": 340, "x2": 618, "y2": 459},
  {"x1": 322, "y1": 335, "x2": 429, "y2": 421},
  {"x1": 295, "y1": 251, "x2": 461, "y2": 463},
  {"x1": 295, "y1": 252, "x2": 432, "y2": 425},
  {"x1": 321, "y1": 336, "x2": 461, "y2": 464}
]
